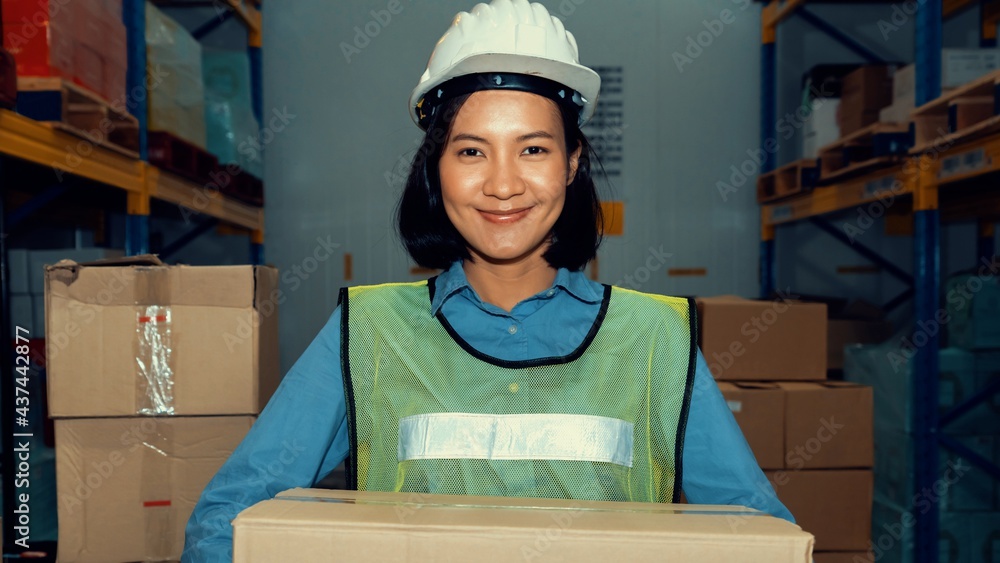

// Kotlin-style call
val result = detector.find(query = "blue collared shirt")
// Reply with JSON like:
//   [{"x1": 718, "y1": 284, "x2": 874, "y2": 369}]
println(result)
[{"x1": 183, "y1": 262, "x2": 794, "y2": 562}]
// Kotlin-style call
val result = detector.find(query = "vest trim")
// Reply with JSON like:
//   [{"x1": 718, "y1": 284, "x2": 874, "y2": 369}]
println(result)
[
  {"x1": 427, "y1": 276, "x2": 613, "y2": 369},
  {"x1": 397, "y1": 413, "x2": 635, "y2": 467},
  {"x1": 337, "y1": 287, "x2": 360, "y2": 490},
  {"x1": 671, "y1": 297, "x2": 699, "y2": 502}
]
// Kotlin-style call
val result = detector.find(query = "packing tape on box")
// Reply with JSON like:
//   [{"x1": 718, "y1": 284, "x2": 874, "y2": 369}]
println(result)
[
  {"x1": 134, "y1": 268, "x2": 175, "y2": 415},
  {"x1": 138, "y1": 419, "x2": 175, "y2": 560},
  {"x1": 275, "y1": 495, "x2": 766, "y2": 517}
]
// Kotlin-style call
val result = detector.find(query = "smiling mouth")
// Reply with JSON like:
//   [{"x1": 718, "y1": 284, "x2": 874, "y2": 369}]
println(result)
[{"x1": 478, "y1": 207, "x2": 532, "y2": 224}]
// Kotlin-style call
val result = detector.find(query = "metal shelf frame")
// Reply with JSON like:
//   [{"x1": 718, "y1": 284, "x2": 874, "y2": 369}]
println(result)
[
  {"x1": 123, "y1": 0, "x2": 265, "y2": 261},
  {"x1": 759, "y1": 2, "x2": 998, "y2": 561}
]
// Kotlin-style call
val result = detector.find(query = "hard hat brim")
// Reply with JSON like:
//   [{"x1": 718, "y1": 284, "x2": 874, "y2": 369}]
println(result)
[{"x1": 409, "y1": 53, "x2": 601, "y2": 128}]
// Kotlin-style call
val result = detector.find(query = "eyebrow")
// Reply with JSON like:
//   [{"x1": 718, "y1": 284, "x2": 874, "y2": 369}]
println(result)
[{"x1": 450, "y1": 130, "x2": 556, "y2": 145}]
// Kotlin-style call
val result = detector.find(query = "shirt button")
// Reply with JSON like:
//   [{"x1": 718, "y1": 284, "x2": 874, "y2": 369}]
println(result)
[
  {"x1": 508, "y1": 325, "x2": 518, "y2": 335},
  {"x1": 509, "y1": 382, "x2": 519, "y2": 393},
  {"x1": 546, "y1": 290, "x2": 555, "y2": 297}
]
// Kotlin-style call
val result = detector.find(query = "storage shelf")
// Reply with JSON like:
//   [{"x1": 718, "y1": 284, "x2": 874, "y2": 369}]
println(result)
[
  {"x1": 763, "y1": 165, "x2": 912, "y2": 225},
  {"x1": 0, "y1": 108, "x2": 264, "y2": 231},
  {"x1": 0, "y1": 109, "x2": 143, "y2": 193},
  {"x1": 145, "y1": 165, "x2": 263, "y2": 230},
  {"x1": 151, "y1": 0, "x2": 262, "y2": 35},
  {"x1": 763, "y1": 132, "x2": 1000, "y2": 226},
  {"x1": 756, "y1": 0, "x2": 973, "y2": 26}
]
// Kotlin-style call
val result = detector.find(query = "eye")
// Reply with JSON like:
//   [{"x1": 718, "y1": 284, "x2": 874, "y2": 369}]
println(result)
[
  {"x1": 458, "y1": 148, "x2": 483, "y2": 157},
  {"x1": 523, "y1": 146, "x2": 548, "y2": 155}
]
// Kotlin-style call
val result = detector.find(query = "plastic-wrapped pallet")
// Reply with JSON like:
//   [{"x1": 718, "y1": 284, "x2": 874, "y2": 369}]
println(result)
[
  {"x1": 203, "y1": 49, "x2": 263, "y2": 178},
  {"x1": 843, "y1": 336, "x2": 996, "y2": 435},
  {"x1": 145, "y1": 2, "x2": 207, "y2": 148},
  {"x1": 2, "y1": 0, "x2": 126, "y2": 103}
]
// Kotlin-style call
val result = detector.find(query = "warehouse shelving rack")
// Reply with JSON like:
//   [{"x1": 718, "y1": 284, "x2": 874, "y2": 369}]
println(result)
[
  {"x1": 757, "y1": 1, "x2": 1000, "y2": 561},
  {"x1": 0, "y1": 1, "x2": 264, "y2": 558}
]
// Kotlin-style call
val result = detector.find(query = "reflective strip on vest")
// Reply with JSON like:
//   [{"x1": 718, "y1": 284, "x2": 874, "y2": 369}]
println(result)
[{"x1": 398, "y1": 413, "x2": 634, "y2": 467}]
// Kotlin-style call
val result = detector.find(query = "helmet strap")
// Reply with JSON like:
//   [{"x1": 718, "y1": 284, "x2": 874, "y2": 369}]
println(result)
[{"x1": 416, "y1": 72, "x2": 585, "y2": 130}]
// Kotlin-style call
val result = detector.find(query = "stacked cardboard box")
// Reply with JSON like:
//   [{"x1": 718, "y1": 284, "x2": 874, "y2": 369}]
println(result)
[
  {"x1": 844, "y1": 334, "x2": 1000, "y2": 562},
  {"x1": 879, "y1": 50, "x2": 1000, "y2": 126},
  {"x1": 6, "y1": 248, "x2": 123, "y2": 343},
  {"x1": 146, "y1": 2, "x2": 207, "y2": 148},
  {"x1": 46, "y1": 255, "x2": 280, "y2": 562},
  {"x1": 1, "y1": 0, "x2": 127, "y2": 103},
  {"x1": 697, "y1": 296, "x2": 875, "y2": 559},
  {"x1": 837, "y1": 65, "x2": 898, "y2": 136}
]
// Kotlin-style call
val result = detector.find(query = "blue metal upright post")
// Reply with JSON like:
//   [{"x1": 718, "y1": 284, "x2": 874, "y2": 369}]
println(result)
[
  {"x1": 913, "y1": 3, "x2": 942, "y2": 562},
  {"x1": 760, "y1": 2, "x2": 777, "y2": 298},
  {"x1": 979, "y1": 221, "x2": 996, "y2": 266},
  {"x1": 123, "y1": 0, "x2": 148, "y2": 161},
  {"x1": 249, "y1": 6, "x2": 264, "y2": 265},
  {"x1": 126, "y1": 214, "x2": 150, "y2": 256},
  {"x1": 251, "y1": 242, "x2": 264, "y2": 265}
]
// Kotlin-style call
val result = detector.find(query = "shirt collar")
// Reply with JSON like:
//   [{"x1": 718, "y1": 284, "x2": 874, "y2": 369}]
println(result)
[{"x1": 430, "y1": 260, "x2": 604, "y2": 315}]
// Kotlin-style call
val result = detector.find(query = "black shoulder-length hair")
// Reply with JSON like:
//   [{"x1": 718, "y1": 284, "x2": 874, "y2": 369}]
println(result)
[{"x1": 396, "y1": 93, "x2": 604, "y2": 272}]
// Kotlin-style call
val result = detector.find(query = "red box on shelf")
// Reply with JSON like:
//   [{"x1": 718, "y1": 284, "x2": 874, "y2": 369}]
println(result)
[
  {"x1": 3, "y1": 0, "x2": 129, "y2": 104},
  {"x1": 2, "y1": 0, "x2": 78, "y2": 78}
]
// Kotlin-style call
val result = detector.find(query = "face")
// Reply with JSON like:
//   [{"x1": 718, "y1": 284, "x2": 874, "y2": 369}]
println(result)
[{"x1": 438, "y1": 90, "x2": 582, "y2": 266}]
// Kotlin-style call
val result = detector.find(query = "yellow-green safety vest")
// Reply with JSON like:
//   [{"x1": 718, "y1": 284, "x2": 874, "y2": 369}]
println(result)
[{"x1": 339, "y1": 278, "x2": 696, "y2": 503}]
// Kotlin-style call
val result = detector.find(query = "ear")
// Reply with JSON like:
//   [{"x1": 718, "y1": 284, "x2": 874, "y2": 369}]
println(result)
[{"x1": 567, "y1": 141, "x2": 582, "y2": 185}]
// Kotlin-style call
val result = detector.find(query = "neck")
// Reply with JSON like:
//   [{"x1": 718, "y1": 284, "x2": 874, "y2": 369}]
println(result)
[{"x1": 463, "y1": 255, "x2": 557, "y2": 313}]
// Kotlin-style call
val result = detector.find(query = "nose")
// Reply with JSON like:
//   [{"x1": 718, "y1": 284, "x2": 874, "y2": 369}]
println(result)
[{"x1": 481, "y1": 155, "x2": 526, "y2": 200}]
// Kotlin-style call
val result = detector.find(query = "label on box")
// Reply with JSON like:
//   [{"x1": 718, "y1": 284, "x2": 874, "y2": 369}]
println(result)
[
  {"x1": 726, "y1": 400, "x2": 742, "y2": 413},
  {"x1": 939, "y1": 148, "x2": 987, "y2": 180},
  {"x1": 863, "y1": 175, "x2": 898, "y2": 198}
]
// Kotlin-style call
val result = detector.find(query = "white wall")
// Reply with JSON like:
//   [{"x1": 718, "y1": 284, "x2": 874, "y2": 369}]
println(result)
[{"x1": 263, "y1": 1, "x2": 766, "y2": 370}]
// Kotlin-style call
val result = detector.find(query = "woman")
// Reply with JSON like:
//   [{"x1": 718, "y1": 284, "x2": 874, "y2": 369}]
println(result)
[{"x1": 183, "y1": 1, "x2": 793, "y2": 560}]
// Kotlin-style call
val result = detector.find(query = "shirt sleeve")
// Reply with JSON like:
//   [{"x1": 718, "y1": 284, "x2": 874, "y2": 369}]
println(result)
[
  {"x1": 182, "y1": 307, "x2": 351, "y2": 563},
  {"x1": 680, "y1": 348, "x2": 796, "y2": 524}
]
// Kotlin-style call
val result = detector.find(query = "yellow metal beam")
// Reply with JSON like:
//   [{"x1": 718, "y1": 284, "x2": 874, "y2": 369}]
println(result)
[
  {"x1": 145, "y1": 164, "x2": 264, "y2": 231},
  {"x1": 944, "y1": 0, "x2": 977, "y2": 18},
  {"x1": 764, "y1": 0, "x2": 805, "y2": 30},
  {"x1": 763, "y1": 165, "x2": 914, "y2": 226},
  {"x1": 0, "y1": 110, "x2": 143, "y2": 192},
  {"x1": 225, "y1": 0, "x2": 262, "y2": 43}
]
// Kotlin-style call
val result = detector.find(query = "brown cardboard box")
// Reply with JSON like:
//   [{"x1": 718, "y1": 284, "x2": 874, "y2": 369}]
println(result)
[
  {"x1": 233, "y1": 489, "x2": 815, "y2": 562},
  {"x1": 716, "y1": 382, "x2": 785, "y2": 469},
  {"x1": 780, "y1": 382, "x2": 873, "y2": 469},
  {"x1": 827, "y1": 319, "x2": 893, "y2": 370},
  {"x1": 813, "y1": 554, "x2": 874, "y2": 563},
  {"x1": 696, "y1": 296, "x2": 827, "y2": 381},
  {"x1": 45, "y1": 256, "x2": 280, "y2": 417},
  {"x1": 766, "y1": 470, "x2": 873, "y2": 551},
  {"x1": 840, "y1": 65, "x2": 895, "y2": 111},
  {"x1": 55, "y1": 416, "x2": 254, "y2": 563}
]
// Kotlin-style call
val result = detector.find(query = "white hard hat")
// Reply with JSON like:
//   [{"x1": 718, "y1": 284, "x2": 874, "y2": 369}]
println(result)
[{"x1": 409, "y1": 0, "x2": 601, "y2": 129}]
